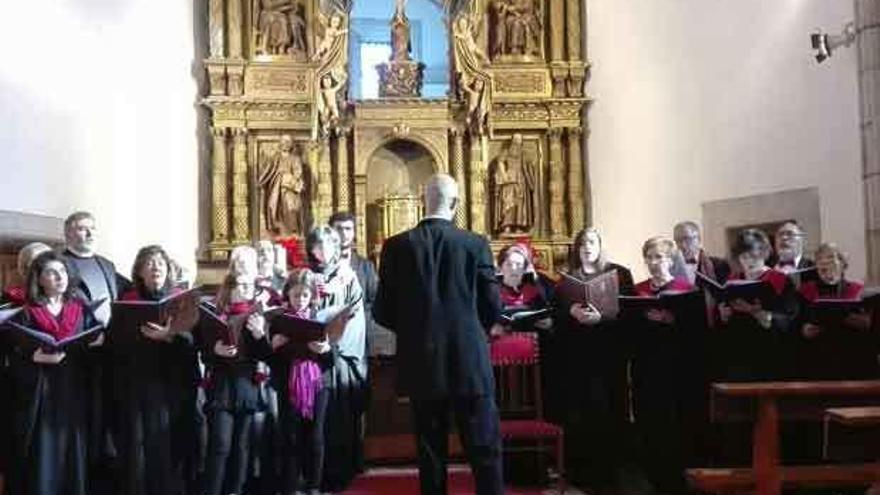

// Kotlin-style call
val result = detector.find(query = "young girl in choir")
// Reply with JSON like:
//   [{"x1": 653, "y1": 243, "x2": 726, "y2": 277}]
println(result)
[
  {"x1": 111, "y1": 245, "x2": 199, "y2": 495},
  {"x1": 202, "y1": 249, "x2": 273, "y2": 495},
  {"x1": 269, "y1": 269, "x2": 332, "y2": 495},
  {"x1": 7, "y1": 251, "x2": 103, "y2": 495},
  {"x1": 628, "y1": 236, "x2": 700, "y2": 494},
  {"x1": 798, "y1": 243, "x2": 875, "y2": 379},
  {"x1": 715, "y1": 228, "x2": 799, "y2": 382},
  {"x1": 555, "y1": 227, "x2": 633, "y2": 491}
]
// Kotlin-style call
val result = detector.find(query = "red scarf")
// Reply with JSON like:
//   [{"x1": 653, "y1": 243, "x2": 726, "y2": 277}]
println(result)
[
  {"x1": 226, "y1": 301, "x2": 254, "y2": 317},
  {"x1": 26, "y1": 300, "x2": 83, "y2": 341}
]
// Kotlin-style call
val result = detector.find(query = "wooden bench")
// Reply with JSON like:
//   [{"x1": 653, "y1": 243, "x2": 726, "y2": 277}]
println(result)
[
  {"x1": 688, "y1": 463, "x2": 880, "y2": 493},
  {"x1": 686, "y1": 380, "x2": 880, "y2": 495}
]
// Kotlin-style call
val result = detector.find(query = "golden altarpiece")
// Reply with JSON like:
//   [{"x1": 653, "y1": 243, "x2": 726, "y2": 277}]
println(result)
[{"x1": 200, "y1": 0, "x2": 591, "y2": 276}]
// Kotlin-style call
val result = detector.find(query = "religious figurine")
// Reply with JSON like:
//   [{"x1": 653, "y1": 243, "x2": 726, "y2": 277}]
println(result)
[
  {"x1": 452, "y1": 12, "x2": 493, "y2": 135},
  {"x1": 312, "y1": 13, "x2": 348, "y2": 62},
  {"x1": 255, "y1": 0, "x2": 307, "y2": 58},
  {"x1": 258, "y1": 135, "x2": 312, "y2": 236},
  {"x1": 390, "y1": 0, "x2": 412, "y2": 61},
  {"x1": 491, "y1": 134, "x2": 536, "y2": 234},
  {"x1": 317, "y1": 73, "x2": 344, "y2": 135},
  {"x1": 492, "y1": 0, "x2": 542, "y2": 59}
]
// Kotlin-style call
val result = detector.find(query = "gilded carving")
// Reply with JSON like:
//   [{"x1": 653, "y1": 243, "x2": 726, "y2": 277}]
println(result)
[
  {"x1": 211, "y1": 127, "x2": 230, "y2": 245},
  {"x1": 452, "y1": 9, "x2": 493, "y2": 135},
  {"x1": 490, "y1": 133, "x2": 537, "y2": 234},
  {"x1": 258, "y1": 134, "x2": 313, "y2": 237},
  {"x1": 254, "y1": 0, "x2": 308, "y2": 59},
  {"x1": 491, "y1": 0, "x2": 543, "y2": 62},
  {"x1": 493, "y1": 72, "x2": 547, "y2": 95},
  {"x1": 547, "y1": 128, "x2": 566, "y2": 237},
  {"x1": 232, "y1": 128, "x2": 250, "y2": 242},
  {"x1": 246, "y1": 67, "x2": 309, "y2": 97},
  {"x1": 567, "y1": 127, "x2": 585, "y2": 233},
  {"x1": 312, "y1": 8, "x2": 349, "y2": 138}
]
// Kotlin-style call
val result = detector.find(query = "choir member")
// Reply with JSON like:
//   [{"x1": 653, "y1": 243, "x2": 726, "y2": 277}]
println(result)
[
  {"x1": 555, "y1": 227, "x2": 634, "y2": 490},
  {"x1": 111, "y1": 245, "x2": 199, "y2": 495},
  {"x1": 673, "y1": 221, "x2": 730, "y2": 286},
  {"x1": 60, "y1": 211, "x2": 129, "y2": 494},
  {"x1": 269, "y1": 269, "x2": 333, "y2": 495},
  {"x1": 1, "y1": 242, "x2": 52, "y2": 492},
  {"x1": 798, "y1": 243, "x2": 877, "y2": 379},
  {"x1": 628, "y1": 237, "x2": 699, "y2": 494},
  {"x1": 7, "y1": 251, "x2": 104, "y2": 495},
  {"x1": 772, "y1": 221, "x2": 817, "y2": 287},
  {"x1": 2, "y1": 242, "x2": 52, "y2": 305},
  {"x1": 303, "y1": 225, "x2": 367, "y2": 493},
  {"x1": 330, "y1": 211, "x2": 375, "y2": 473},
  {"x1": 497, "y1": 243, "x2": 551, "y2": 328},
  {"x1": 202, "y1": 251, "x2": 273, "y2": 495},
  {"x1": 715, "y1": 228, "x2": 800, "y2": 382}
]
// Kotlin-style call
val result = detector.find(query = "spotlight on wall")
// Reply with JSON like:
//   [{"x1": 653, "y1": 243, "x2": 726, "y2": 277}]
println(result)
[{"x1": 811, "y1": 22, "x2": 856, "y2": 63}]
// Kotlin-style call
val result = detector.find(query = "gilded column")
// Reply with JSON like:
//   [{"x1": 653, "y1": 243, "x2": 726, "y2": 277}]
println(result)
[
  {"x1": 468, "y1": 135, "x2": 487, "y2": 234},
  {"x1": 548, "y1": 128, "x2": 566, "y2": 237},
  {"x1": 335, "y1": 127, "x2": 351, "y2": 212},
  {"x1": 450, "y1": 127, "x2": 468, "y2": 228},
  {"x1": 209, "y1": 0, "x2": 225, "y2": 58},
  {"x1": 210, "y1": 127, "x2": 230, "y2": 249},
  {"x1": 550, "y1": 0, "x2": 568, "y2": 96},
  {"x1": 316, "y1": 138, "x2": 334, "y2": 225},
  {"x1": 353, "y1": 174, "x2": 368, "y2": 257},
  {"x1": 565, "y1": 0, "x2": 582, "y2": 61},
  {"x1": 226, "y1": 0, "x2": 243, "y2": 59},
  {"x1": 567, "y1": 127, "x2": 585, "y2": 233},
  {"x1": 231, "y1": 128, "x2": 250, "y2": 243}
]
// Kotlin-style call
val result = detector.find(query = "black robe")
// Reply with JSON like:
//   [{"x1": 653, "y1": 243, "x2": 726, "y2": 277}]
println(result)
[
  {"x1": 554, "y1": 262, "x2": 634, "y2": 488},
  {"x1": 7, "y1": 300, "x2": 99, "y2": 495},
  {"x1": 109, "y1": 288, "x2": 199, "y2": 495}
]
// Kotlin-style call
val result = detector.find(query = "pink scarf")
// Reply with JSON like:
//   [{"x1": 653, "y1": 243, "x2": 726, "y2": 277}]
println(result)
[{"x1": 286, "y1": 306, "x2": 323, "y2": 419}]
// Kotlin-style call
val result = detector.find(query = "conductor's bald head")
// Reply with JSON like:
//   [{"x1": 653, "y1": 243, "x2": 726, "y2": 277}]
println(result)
[{"x1": 424, "y1": 174, "x2": 459, "y2": 220}]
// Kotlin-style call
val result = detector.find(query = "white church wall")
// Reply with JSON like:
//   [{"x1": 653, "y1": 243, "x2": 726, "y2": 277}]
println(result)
[
  {"x1": 0, "y1": 0, "x2": 201, "y2": 276},
  {"x1": 587, "y1": 0, "x2": 865, "y2": 280}
]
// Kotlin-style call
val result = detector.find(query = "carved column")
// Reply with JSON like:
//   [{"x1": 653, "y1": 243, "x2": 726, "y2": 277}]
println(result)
[
  {"x1": 227, "y1": 0, "x2": 243, "y2": 59},
  {"x1": 209, "y1": 0, "x2": 225, "y2": 58},
  {"x1": 550, "y1": 0, "x2": 568, "y2": 96},
  {"x1": 468, "y1": 134, "x2": 487, "y2": 234},
  {"x1": 567, "y1": 127, "x2": 585, "y2": 233},
  {"x1": 210, "y1": 127, "x2": 230, "y2": 249},
  {"x1": 315, "y1": 138, "x2": 334, "y2": 225},
  {"x1": 335, "y1": 128, "x2": 351, "y2": 212},
  {"x1": 857, "y1": 0, "x2": 880, "y2": 283},
  {"x1": 231, "y1": 128, "x2": 250, "y2": 243},
  {"x1": 354, "y1": 174, "x2": 368, "y2": 256},
  {"x1": 548, "y1": 128, "x2": 566, "y2": 237},
  {"x1": 565, "y1": 0, "x2": 582, "y2": 61},
  {"x1": 450, "y1": 127, "x2": 468, "y2": 228}
]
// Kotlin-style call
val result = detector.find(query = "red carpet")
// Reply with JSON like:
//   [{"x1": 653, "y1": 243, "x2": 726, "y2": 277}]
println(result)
[{"x1": 342, "y1": 465, "x2": 579, "y2": 494}]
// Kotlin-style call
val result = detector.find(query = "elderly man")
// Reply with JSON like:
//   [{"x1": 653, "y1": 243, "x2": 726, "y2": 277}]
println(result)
[
  {"x1": 772, "y1": 221, "x2": 817, "y2": 287},
  {"x1": 374, "y1": 174, "x2": 504, "y2": 495},
  {"x1": 673, "y1": 221, "x2": 730, "y2": 285}
]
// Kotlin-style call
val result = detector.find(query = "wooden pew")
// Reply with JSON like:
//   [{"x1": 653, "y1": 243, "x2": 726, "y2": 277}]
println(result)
[{"x1": 686, "y1": 380, "x2": 880, "y2": 495}]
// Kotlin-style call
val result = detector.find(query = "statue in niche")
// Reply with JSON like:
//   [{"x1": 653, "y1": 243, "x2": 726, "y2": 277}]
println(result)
[
  {"x1": 452, "y1": 12, "x2": 493, "y2": 135},
  {"x1": 391, "y1": 0, "x2": 412, "y2": 61},
  {"x1": 258, "y1": 135, "x2": 312, "y2": 236},
  {"x1": 492, "y1": 0, "x2": 541, "y2": 59},
  {"x1": 254, "y1": 0, "x2": 308, "y2": 57},
  {"x1": 491, "y1": 134, "x2": 536, "y2": 234}
]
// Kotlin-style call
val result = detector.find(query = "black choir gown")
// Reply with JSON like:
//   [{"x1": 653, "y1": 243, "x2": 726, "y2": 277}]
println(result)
[
  {"x1": 109, "y1": 288, "x2": 200, "y2": 495},
  {"x1": 554, "y1": 263, "x2": 634, "y2": 489},
  {"x1": 7, "y1": 299, "x2": 100, "y2": 495},
  {"x1": 625, "y1": 278, "x2": 704, "y2": 494}
]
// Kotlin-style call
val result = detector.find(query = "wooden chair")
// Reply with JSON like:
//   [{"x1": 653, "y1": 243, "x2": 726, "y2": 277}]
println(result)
[{"x1": 489, "y1": 331, "x2": 566, "y2": 493}]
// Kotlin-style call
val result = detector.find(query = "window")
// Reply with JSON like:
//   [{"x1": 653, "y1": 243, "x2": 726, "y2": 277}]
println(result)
[{"x1": 359, "y1": 42, "x2": 391, "y2": 99}]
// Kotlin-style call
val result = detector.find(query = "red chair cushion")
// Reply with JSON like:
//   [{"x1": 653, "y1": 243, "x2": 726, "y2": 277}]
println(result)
[
  {"x1": 500, "y1": 419, "x2": 563, "y2": 440},
  {"x1": 490, "y1": 332, "x2": 538, "y2": 365}
]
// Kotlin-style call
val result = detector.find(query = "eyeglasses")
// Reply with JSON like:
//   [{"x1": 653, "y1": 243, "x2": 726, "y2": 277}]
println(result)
[{"x1": 777, "y1": 231, "x2": 804, "y2": 239}]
